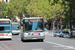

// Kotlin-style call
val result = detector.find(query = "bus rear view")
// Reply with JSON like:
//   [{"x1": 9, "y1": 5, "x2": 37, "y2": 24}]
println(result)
[
  {"x1": 0, "y1": 19, "x2": 12, "y2": 40},
  {"x1": 21, "y1": 17, "x2": 45, "y2": 42}
]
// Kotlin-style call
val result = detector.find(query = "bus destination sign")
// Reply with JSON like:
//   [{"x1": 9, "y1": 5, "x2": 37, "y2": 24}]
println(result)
[{"x1": 0, "y1": 21, "x2": 10, "y2": 24}]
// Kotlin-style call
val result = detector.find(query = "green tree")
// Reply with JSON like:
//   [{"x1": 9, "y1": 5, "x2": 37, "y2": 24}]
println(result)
[
  {"x1": 1, "y1": 0, "x2": 75, "y2": 25},
  {"x1": 1, "y1": 1, "x2": 7, "y2": 18}
]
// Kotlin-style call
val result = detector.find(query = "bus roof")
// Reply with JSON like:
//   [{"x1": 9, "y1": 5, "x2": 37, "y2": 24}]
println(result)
[
  {"x1": 23, "y1": 17, "x2": 43, "y2": 19},
  {"x1": 0, "y1": 19, "x2": 10, "y2": 21}
]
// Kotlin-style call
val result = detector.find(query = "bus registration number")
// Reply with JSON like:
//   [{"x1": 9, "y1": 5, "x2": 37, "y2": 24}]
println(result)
[{"x1": 32, "y1": 38, "x2": 37, "y2": 39}]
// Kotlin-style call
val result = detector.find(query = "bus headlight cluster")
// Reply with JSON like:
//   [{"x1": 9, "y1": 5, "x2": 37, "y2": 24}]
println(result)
[
  {"x1": 40, "y1": 32, "x2": 45, "y2": 36},
  {"x1": 24, "y1": 33, "x2": 28, "y2": 37}
]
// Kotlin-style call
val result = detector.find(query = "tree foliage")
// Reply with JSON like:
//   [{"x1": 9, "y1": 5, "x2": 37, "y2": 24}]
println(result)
[{"x1": 1, "y1": 0, "x2": 75, "y2": 25}]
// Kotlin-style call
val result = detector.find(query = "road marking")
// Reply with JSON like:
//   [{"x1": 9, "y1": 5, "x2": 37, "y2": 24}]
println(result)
[
  {"x1": 45, "y1": 41, "x2": 75, "y2": 49},
  {"x1": 1, "y1": 43, "x2": 12, "y2": 50}
]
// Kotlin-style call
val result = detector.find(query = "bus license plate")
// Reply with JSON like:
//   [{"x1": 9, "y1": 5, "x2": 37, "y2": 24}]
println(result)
[{"x1": 32, "y1": 38, "x2": 37, "y2": 39}]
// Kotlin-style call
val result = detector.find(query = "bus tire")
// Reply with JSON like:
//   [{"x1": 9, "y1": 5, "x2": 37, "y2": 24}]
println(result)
[
  {"x1": 10, "y1": 38, "x2": 12, "y2": 40},
  {"x1": 40, "y1": 39, "x2": 43, "y2": 42},
  {"x1": 21, "y1": 38, "x2": 24, "y2": 42},
  {"x1": 8, "y1": 38, "x2": 12, "y2": 40}
]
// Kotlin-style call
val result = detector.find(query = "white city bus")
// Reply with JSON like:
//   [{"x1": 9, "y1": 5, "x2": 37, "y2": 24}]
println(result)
[
  {"x1": 0, "y1": 19, "x2": 12, "y2": 40},
  {"x1": 21, "y1": 17, "x2": 45, "y2": 42}
]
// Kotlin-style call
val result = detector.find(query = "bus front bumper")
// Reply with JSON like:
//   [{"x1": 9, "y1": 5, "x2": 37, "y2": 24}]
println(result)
[
  {"x1": 0, "y1": 36, "x2": 12, "y2": 39},
  {"x1": 23, "y1": 36, "x2": 45, "y2": 40},
  {"x1": 12, "y1": 31, "x2": 20, "y2": 35}
]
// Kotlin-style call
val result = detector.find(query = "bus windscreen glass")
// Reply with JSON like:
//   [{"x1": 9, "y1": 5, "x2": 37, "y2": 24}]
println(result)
[
  {"x1": 24, "y1": 19, "x2": 43, "y2": 32},
  {"x1": 0, "y1": 24, "x2": 10, "y2": 33}
]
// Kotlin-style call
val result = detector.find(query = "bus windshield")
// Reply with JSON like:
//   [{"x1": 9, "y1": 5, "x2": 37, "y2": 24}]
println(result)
[
  {"x1": 24, "y1": 19, "x2": 43, "y2": 32},
  {"x1": 0, "y1": 24, "x2": 10, "y2": 33},
  {"x1": 12, "y1": 25, "x2": 20, "y2": 30}
]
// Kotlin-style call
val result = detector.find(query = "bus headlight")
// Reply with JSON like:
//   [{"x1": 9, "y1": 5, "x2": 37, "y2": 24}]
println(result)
[
  {"x1": 40, "y1": 32, "x2": 45, "y2": 36},
  {"x1": 24, "y1": 33, "x2": 28, "y2": 37}
]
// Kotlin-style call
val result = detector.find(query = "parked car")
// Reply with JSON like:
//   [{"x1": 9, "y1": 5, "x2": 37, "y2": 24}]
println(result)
[
  {"x1": 54, "y1": 31, "x2": 61, "y2": 37},
  {"x1": 60, "y1": 31, "x2": 71, "y2": 38},
  {"x1": 12, "y1": 22, "x2": 21, "y2": 35}
]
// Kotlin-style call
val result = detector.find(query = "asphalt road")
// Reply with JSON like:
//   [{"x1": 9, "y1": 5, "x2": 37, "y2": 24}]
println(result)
[
  {"x1": 0, "y1": 34, "x2": 75, "y2": 50},
  {"x1": 0, "y1": 28, "x2": 75, "y2": 50}
]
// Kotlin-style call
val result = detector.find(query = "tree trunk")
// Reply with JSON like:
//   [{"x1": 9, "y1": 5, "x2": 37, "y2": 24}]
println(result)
[
  {"x1": 60, "y1": 5, "x2": 62, "y2": 31},
  {"x1": 53, "y1": 6, "x2": 55, "y2": 35}
]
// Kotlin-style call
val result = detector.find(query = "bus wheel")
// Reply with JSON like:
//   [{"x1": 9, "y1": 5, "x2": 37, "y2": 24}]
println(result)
[
  {"x1": 40, "y1": 39, "x2": 43, "y2": 42},
  {"x1": 21, "y1": 38, "x2": 24, "y2": 42},
  {"x1": 8, "y1": 38, "x2": 12, "y2": 40},
  {"x1": 10, "y1": 38, "x2": 12, "y2": 40}
]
